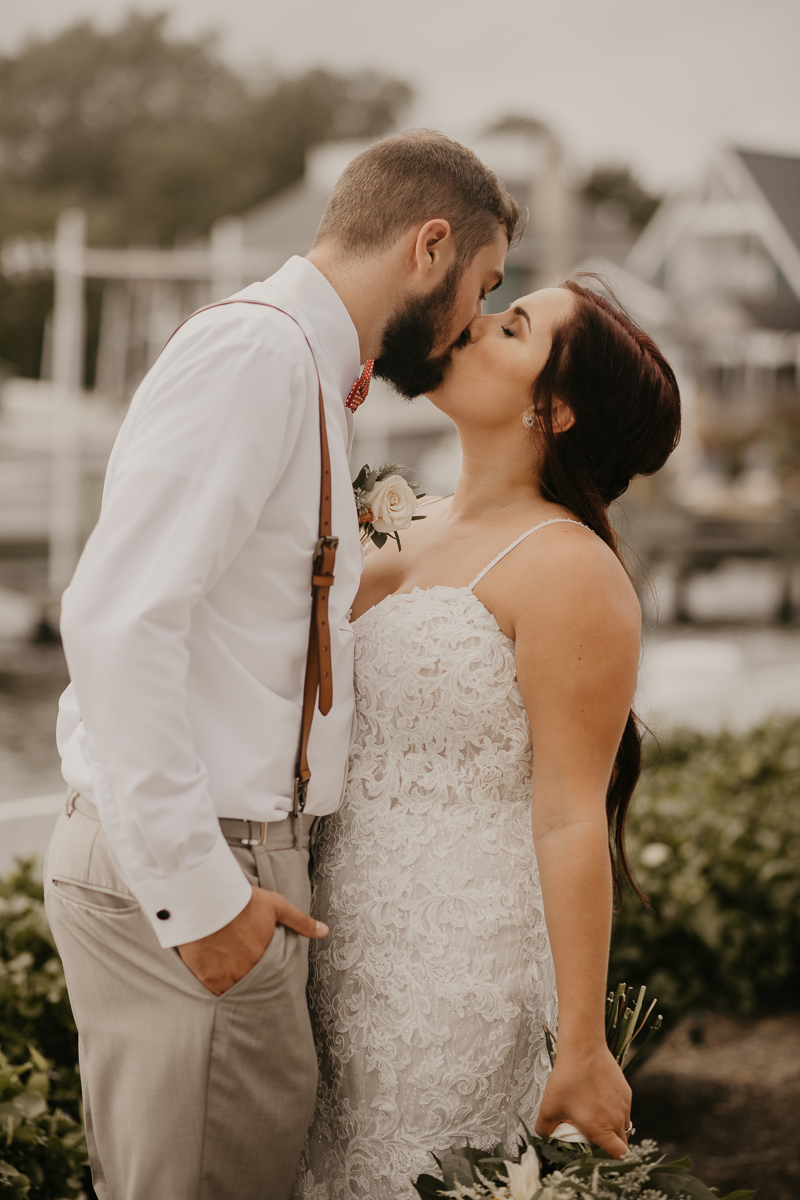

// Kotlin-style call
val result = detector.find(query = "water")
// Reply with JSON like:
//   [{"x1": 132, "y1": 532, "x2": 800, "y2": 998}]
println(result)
[{"x1": 638, "y1": 626, "x2": 800, "y2": 734}]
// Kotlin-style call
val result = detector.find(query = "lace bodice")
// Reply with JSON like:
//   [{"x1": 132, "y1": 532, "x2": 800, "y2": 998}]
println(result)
[{"x1": 295, "y1": 520, "x2": 579, "y2": 1199}]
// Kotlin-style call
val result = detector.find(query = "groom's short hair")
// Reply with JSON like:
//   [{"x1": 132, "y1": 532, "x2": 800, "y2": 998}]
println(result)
[{"x1": 314, "y1": 129, "x2": 524, "y2": 262}]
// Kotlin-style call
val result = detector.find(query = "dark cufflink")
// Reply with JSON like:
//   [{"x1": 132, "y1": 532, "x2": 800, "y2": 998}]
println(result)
[{"x1": 156, "y1": 909, "x2": 170, "y2": 920}]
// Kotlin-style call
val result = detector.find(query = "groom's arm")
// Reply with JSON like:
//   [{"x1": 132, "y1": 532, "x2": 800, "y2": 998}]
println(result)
[{"x1": 60, "y1": 307, "x2": 312, "y2": 955}]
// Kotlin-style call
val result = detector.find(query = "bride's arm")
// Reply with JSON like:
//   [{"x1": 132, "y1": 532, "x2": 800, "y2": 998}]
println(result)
[{"x1": 510, "y1": 527, "x2": 641, "y2": 1158}]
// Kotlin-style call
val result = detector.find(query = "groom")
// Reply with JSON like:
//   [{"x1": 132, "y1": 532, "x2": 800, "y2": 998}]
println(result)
[{"x1": 44, "y1": 130, "x2": 521, "y2": 1200}]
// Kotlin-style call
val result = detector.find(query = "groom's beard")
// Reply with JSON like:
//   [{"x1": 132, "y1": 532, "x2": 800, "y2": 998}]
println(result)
[{"x1": 373, "y1": 263, "x2": 463, "y2": 400}]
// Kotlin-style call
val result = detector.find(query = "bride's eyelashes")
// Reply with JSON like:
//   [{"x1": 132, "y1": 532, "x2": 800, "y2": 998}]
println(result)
[{"x1": 501, "y1": 325, "x2": 515, "y2": 338}]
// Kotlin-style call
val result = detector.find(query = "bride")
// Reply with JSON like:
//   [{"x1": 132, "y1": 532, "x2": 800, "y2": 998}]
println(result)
[{"x1": 295, "y1": 279, "x2": 681, "y2": 1199}]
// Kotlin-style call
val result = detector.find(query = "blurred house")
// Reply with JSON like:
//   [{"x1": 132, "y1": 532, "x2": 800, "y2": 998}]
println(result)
[
  {"x1": 619, "y1": 148, "x2": 800, "y2": 621},
  {"x1": 627, "y1": 147, "x2": 800, "y2": 516}
]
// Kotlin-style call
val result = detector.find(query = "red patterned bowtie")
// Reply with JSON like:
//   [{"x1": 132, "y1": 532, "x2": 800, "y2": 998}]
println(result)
[{"x1": 345, "y1": 359, "x2": 374, "y2": 412}]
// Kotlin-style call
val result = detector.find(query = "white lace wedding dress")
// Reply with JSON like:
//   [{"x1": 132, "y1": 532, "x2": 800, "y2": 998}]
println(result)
[{"x1": 295, "y1": 520, "x2": 578, "y2": 1200}]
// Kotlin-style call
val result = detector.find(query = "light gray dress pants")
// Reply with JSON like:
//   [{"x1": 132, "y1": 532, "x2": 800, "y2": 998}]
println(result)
[{"x1": 43, "y1": 793, "x2": 318, "y2": 1200}]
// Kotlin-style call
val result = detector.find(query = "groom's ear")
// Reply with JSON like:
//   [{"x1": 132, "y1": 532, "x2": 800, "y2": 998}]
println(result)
[{"x1": 412, "y1": 219, "x2": 455, "y2": 279}]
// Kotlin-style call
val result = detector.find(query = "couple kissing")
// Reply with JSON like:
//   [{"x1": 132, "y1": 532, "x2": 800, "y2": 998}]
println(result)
[{"x1": 44, "y1": 130, "x2": 681, "y2": 1200}]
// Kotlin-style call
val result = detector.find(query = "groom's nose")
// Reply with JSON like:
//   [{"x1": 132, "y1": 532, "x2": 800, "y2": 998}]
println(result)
[{"x1": 465, "y1": 313, "x2": 490, "y2": 341}]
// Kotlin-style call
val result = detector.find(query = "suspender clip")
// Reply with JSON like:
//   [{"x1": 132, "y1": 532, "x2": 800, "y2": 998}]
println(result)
[{"x1": 293, "y1": 775, "x2": 309, "y2": 817}]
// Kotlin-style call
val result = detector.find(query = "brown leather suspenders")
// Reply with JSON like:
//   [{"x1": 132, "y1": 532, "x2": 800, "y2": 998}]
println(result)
[
  {"x1": 162, "y1": 299, "x2": 338, "y2": 820},
  {"x1": 294, "y1": 359, "x2": 338, "y2": 817}
]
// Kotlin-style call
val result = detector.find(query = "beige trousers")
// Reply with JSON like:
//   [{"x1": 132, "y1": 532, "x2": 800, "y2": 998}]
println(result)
[{"x1": 43, "y1": 794, "x2": 318, "y2": 1200}]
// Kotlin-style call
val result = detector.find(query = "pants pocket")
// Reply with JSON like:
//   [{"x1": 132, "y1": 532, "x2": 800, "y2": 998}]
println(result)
[
  {"x1": 50, "y1": 877, "x2": 140, "y2": 915},
  {"x1": 219, "y1": 925, "x2": 286, "y2": 998}
]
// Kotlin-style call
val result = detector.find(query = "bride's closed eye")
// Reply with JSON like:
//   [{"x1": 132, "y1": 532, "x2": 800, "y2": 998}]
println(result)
[{"x1": 501, "y1": 325, "x2": 515, "y2": 338}]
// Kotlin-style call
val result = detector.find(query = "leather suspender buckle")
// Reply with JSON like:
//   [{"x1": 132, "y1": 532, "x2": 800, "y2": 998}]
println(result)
[
  {"x1": 313, "y1": 535, "x2": 339, "y2": 590},
  {"x1": 314, "y1": 535, "x2": 339, "y2": 566}
]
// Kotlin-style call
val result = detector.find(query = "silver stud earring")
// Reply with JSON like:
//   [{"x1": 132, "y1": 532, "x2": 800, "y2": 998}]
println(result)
[{"x1": 524, "y1": 413, "x2": 537, "y2": 428}]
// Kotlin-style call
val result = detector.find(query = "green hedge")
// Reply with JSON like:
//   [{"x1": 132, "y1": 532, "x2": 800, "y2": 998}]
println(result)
[
  {"x1": 0, "y1": 864, "x2": 79, "y2": 1120},
  {"x1": 611, "y1": 717, "x2": 800, "y2": 1018},
  {"x1": 0, "y1": 864, "x2": 86, "y2": 1198},
  {"x1": 0, "y1": 719, "x2": 797, "y2": 1192},
  {"x1": 0, "y1": 1047, "x2": 86, "y2": 1199}
]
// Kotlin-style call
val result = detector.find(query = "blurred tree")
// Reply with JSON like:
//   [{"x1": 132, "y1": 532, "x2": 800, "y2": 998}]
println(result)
[
  {"x1": 580, "y1": 164, "x2": 661, "y2": 232},
  {"x1": 0, "y1": 13, "x2": 410, "y2": 377},
  {"x1": 483, "y1": 113, "x2": 550, "y2": 139},
  {"x1": 0, "y1": 278, "x2": 52, "y2": 381},
  {"x1": 0, "y1": 12, "x2": 411, "y2": 248}
]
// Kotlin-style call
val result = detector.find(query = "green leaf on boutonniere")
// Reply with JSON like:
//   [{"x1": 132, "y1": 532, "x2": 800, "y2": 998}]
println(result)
[{"x1": 352, "y1": 464, "x2": 370, "y2": 492}]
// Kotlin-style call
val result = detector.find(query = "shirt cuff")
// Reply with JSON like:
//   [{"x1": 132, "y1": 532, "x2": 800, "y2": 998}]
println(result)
[{"x1": 132, "y1": 834, "x2": 254, "y2": 948}]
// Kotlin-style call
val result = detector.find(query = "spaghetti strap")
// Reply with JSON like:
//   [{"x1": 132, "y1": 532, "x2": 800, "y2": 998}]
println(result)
[
  {"x1": 416, "y1": 495, "x2": 452, "y2": 509},
  {"x1": 467, "y1": 518, "x2": 587, "y2": 591}
]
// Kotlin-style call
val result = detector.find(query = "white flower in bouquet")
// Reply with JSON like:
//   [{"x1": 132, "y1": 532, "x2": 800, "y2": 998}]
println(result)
[
  {"x1": 502, "y1": 1145, "x2": 540, "y2": 1200},
  {"x1": 366, "y1": 474, "x2": 419, "y2": 533},
  {"x1": 548, "y1": 1122, "x2": 591, "y2": 1145}
]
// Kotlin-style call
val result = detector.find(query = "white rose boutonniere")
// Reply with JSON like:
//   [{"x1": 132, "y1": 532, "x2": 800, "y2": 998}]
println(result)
[
  {"x1": 353, "y1": 463, "x2": 426, "y2": 550},
  {"x1": 369, "y1": 475, "x2": 418, "y2": 533}
]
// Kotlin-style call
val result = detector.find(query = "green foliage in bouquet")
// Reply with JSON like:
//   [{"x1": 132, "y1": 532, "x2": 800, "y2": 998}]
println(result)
[
  {"x1": 611, "y1": 717, "x2": 800, "y2": 1019},
  {"x1": 0, "y1": 862, "x2": 80, "y2": 1122},
  {"x1": 412, "y1": 1132, "x2": 756, "y2": 1200},
  {"x1": 0, "y1": 1045, "x2": 87, "y2": 1200},
  {"x1": 543, "y1": 982, "x2": 663, "y2": 1078}
]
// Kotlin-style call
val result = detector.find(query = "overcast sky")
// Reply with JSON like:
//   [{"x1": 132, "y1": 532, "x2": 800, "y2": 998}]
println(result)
[{"x1": 3, "y1": 0, "x2": 798, "y2": 190}]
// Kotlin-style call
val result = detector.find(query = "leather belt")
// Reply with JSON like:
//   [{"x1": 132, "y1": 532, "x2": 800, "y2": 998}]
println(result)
[
  {"x1": 219, "y1": 815, "x2": 315, "y2": 851},
  {"x1": 219, "y1": 818, "x2": 268, "y2": 847}
]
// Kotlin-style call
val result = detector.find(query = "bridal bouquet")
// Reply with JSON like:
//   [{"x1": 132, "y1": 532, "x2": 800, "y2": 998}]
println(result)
[
  {"x1": 411, "y1": 1133, "x2": 755, "y2": 1200},
  {"x1": 352, "y1": 463, "x2": 426, "y2": 550},
  {"x1": 412, "y1": 984, "x2": 756, "y2": 1200}
]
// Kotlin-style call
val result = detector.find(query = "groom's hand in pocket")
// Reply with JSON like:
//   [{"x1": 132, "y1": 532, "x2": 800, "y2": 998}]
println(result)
[{"x1": 178, "y1": 886, "x2": 329, "y2": 995}]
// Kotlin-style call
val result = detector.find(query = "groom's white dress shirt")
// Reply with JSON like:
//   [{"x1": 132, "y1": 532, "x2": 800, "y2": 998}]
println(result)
[{"x1": 57, "y1": 256, "x2": 364, "y2": 948}]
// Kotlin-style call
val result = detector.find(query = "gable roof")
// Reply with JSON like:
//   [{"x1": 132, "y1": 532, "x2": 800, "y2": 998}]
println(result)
[
  {"x1": 242, "y1": 180, "x2": 327, "y2": 258},
  {"x1": 626, "y1": 146, "x2": 800, "y2": 306},
  {"x1": 737, "y1": 149, "x2": 800, "y2": 257}
]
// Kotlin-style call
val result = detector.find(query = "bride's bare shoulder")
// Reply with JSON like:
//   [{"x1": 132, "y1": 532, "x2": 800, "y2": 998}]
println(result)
[{"x1": 505, "y1": 521, "x2": 641, "y2": 640}]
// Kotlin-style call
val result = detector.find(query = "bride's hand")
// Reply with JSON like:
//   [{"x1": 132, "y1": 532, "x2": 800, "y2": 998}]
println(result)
[{"x1": 535, "y1": 1044, "x2": 632, "y2": 1159}]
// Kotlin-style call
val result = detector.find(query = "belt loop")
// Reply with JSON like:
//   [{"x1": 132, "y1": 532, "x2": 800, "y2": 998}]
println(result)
[{"x1": 291, "y1": 811, "x2": 300, "y2": 851}]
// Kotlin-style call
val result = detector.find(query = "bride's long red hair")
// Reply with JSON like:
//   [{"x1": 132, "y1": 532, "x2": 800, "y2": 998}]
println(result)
[{"x1": 531, "y1": 278, "x2": 681, "y2": 901}]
